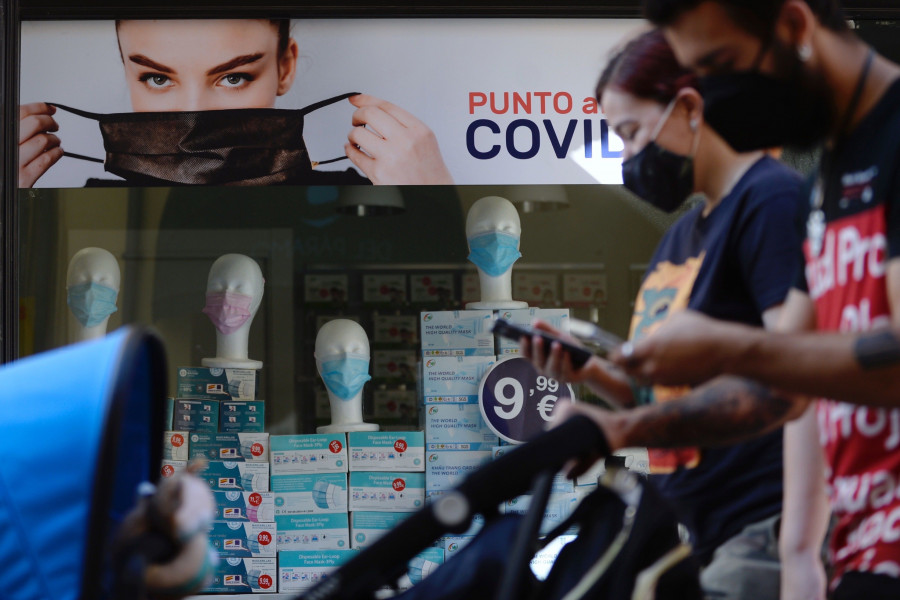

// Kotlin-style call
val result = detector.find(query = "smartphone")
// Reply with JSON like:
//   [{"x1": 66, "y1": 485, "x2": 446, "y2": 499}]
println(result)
[{"x1": 492, "y1": 318, "x2": 594, "y2": 368}]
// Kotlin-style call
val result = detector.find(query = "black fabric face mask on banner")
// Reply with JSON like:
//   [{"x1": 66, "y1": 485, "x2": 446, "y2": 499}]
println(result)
[{"x1": 50, "y1": 92, "x2": 359, "y2": 186}]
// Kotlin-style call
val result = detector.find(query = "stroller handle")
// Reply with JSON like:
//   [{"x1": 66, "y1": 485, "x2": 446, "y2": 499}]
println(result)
[{"x1": 297, "y1": 414, "x2": 610, "y2": 600}]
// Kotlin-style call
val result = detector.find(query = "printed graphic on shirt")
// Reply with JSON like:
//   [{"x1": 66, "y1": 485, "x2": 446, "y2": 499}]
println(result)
[
  {"x1": 629, "y1": 253, "x2": 704, "y2": 474},
  {"x1": 804, "y1": 204, "x2": 890, "y2": 333},
  {"x1": 817, "y1": 401, "x2": 900, "y2": 582},
  {"x1": 806, "y1": 161, "x2": 900, "y2": 585}
]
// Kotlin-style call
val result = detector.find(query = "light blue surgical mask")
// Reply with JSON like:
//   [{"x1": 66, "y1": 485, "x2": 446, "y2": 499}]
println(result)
[
  {"x1": 467, "y1": 231, "x2": 521, "y2": 277},
  {"x1": 407, "y1": 556, "x2": 441, "y2": 584},
  {"x1": 66, "y1": 281, "x2": 118, "y2": 328},
  {"x1": 318, "y1": 353, "x2": 372, "y2": 400},
  {"x1": 312, "y1": 480, "x2": 343, "y2": 509},
  {"x1": 247, "y1": 569, "x2": 262, "y2": 589}
]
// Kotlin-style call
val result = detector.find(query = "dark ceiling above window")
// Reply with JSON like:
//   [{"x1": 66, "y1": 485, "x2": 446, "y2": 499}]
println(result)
[{"x1": 16, "y1": 0, "x2": 900, "y2": 20}]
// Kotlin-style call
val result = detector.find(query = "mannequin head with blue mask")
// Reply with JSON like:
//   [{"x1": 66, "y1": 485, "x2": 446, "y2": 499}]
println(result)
[
  {"x1": 66, "y1": 247, "x2": 121, "y2": 344},
  {"x1": 465, "y1": 195, "x2": 529, "y2": 311},
  {"x1": 201, "y1": 253, "x2": 265, "y2": 370},
  {"x1": 315, "y1": 319, "x2": 379, "y2": 434}
]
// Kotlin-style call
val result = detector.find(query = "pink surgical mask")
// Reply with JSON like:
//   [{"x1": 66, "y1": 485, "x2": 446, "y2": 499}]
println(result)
[{"x1": 202, "y1": 290, "x2": 253, "y2": 335}]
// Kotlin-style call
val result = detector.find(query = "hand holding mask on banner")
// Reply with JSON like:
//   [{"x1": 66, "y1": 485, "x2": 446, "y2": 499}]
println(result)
[
  {"x1": 465, "y1": 196, "x2": 528, "y2": 310},
  {"x1": 201, "y1": 254, "x2": 264, "y2": 370},
  {"x1": 66, "y1": 247, "x2": 121, "y2": 344},
  {"x1": 18, "y1": 102, "x2": 64, "y2": 188},
  {"x1": 345, "y1": 93, "x2": 455, "y2": 185},
  {"x1": 315, "y1": 319, "x2": 379, "y2": 434},
  {"x1": 18, "y1": 18, "x2": 454, "y2": 188}
]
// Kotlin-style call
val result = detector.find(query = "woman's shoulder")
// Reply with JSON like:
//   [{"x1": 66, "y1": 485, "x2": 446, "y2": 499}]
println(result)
[{"x1": 739, "y1": 156, "x2": 807, "y2": 215}]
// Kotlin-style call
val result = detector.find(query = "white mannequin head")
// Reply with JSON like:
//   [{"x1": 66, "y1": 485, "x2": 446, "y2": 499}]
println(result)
[
  {"x1": 315, "y1": 319, "x2": 378, "y2": 433},
  {"x1": 66, "y1": 247, "x2": 121, "y2": 343},
  {"x1": 200, "y1": 253, "x2": 264, "y2": 369},
  {"x1": 465, "y1": 196, "x2": 527, "y2": 309}
]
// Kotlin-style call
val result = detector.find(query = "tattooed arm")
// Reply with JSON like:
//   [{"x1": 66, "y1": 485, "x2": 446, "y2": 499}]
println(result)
[{"x1": 556, "y1": 375, "x2": 808, "y2": 464}]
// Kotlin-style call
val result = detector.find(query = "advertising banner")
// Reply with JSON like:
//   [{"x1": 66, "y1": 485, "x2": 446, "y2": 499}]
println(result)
[{"x1": 19, "y1": 18, "x2": 639, "y2": 188}]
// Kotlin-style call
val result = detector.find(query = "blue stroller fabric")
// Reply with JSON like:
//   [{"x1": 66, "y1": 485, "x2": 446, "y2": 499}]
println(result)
[{"x1": 0, "y1": 327, "x2": 166, "y2": 600}]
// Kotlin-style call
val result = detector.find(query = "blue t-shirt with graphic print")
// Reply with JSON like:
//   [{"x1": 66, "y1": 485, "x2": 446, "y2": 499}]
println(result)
[{"x1": 631, "y1": 155, "x2": 806, "y2": 563}]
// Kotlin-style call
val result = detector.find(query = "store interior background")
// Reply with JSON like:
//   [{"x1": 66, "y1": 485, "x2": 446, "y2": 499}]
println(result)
[
  {"x1": 19, "y1": 183, "x2": 677, "y2": 433},
  {"x1": 16, "y1": 19, "x2": 900, "y2": 436}
]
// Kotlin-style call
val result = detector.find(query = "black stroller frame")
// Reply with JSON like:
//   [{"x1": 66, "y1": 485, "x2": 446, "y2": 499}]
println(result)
[{"x1": 296, "y1": 416, "x2": 701, "y2": 600}]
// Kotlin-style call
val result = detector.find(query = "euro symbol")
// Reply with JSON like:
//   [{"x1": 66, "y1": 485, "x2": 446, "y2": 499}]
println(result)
[{"x1": 537, "y1": 395, "x2": 558, "y2": 421}]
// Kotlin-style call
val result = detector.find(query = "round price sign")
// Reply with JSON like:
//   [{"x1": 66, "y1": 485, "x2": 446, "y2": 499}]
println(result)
[{"x1": 479, "y1": 357, "x2": 576, "y2": 444}]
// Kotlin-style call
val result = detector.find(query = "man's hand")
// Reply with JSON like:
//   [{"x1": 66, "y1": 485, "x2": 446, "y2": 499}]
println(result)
[
  {"x1": 520, "y1": 320, "x2": 596, "y2": 385},
  {"x1": 611, "y1": 310, "x2": 753, "y2": 386}
]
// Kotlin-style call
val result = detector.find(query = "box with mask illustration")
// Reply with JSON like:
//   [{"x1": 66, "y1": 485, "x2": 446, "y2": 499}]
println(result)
[
  {"x1": 201, "y1": 461, "x2": 270, "y2": 492},
  {"x1": 162, "y1": 431, "x2": 189, "y2": 461},
  {"x1": 176, "y1": 366, "x2": 256, "y2": 400},
  {"x1": 270, "y1": 433, "x2": 347, "y2": 474},
  {"x1": 189, "y1": 432, "x2": 269, "y2": 462},
  {"x1": 371, "y1": 388, "x2": 418, "y2": 422},
  {"x1": 372, "y1": 349, "x2": 418, "y2": 383},
  {"x1": 424, "y1": 403, "x2": 498, "y2": 450},
  {"x1": 271, "y1": 473, "x2": 348, "y2": 515},
  {"x1": 208, "y1": 521, "x2": 277, "y2": 558},
  {"x1": 220, "y1": 400, "x2": 265, "y2": 433},
  {"x1": 422, "y1": 355, "x2": 495, "y2": 404},
  {"x1": 348, "y1": 431, "x2": 425, "y2": 472},
  {"x1": 350, "y1": 511, "x2": 412, "y2": 549},
  {"x1": 410, "y1": 273, "x2": 456, "y2": 306},
  {"x1": 348, "y1": 471, "x2": 425, "y2": 512},
  {"x1": 424, "y1": 450, "x2": 492, "y2": 493},
  {"x1": 395, "y1": 547, "x2": 445, "y2": 591},
  {"x1": 165, "y1": 397, "x2": 174, "y2": 430},
  {"x1": 439, "y1": 535, "x2": 476, "y2": 563},
  {"x1": 373, "y1": 313, "x2": 419, "y2": 346},
  {"x1": 205, "y1": 557, "x2": 277, "y2": 593},
  {"x1": 493, "y1": 445, "x2": 573, "y2": 493},
  {"x1": 275, "y1": 513, "x2": 350, "y2": 551},
  {"x1": 363, "y1": 273, "x2": 408, "y2": 305},
  {"x1": 277, "y1": 550, "x2": 358, "y2": 593},
  {"x1": 304, "y1": 274, "x2": 349, "y2": 306},
  {"x1": 420, "y1": 310, "x2": 495, "y2": 357},
  {"x1": 213, "y1": 491, "x2": 275, "y2": 522},
  {"x1": 172, "y1": 398, "x2": 219, "y2": 433},
  {"x1": 495, "y1": 308, "x2": 570, "y2": 356},
  {"x1": 501, "y1": 491, "x2": 581, "y2": 532},
  {"x1": 160, "y1": 460, "x2": 186, "y2": 479}
]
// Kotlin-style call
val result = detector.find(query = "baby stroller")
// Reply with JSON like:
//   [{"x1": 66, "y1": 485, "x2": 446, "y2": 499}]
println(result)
[
  {"x1": 0, "y1": 327, "x2": 167, "y2": 600},
  {"x1": 298, "y1": 415, "x2": 702, "y2": 600}
]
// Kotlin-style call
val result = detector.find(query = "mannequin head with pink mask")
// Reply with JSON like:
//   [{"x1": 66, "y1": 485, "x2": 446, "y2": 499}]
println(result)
[{"x1": 201, "y1": 253, "x2": 264, "y2": 369}]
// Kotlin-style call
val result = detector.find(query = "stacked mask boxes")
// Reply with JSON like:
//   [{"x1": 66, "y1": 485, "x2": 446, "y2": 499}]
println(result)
[
  {"x1": 420, "y1": 310, "x2": 498, "y2": 558},
  {"x1": 161, "y1": 368, "x2": 276, "y2": 593},
  {"x1": 348, "y1": 431, "x2": 425, "y2": 552},
  {"x1": 271, "y1": 433, "x2": 351, "y2": 593},
  {"x1": 197, "y1": 432, "x2": 274, "y2": 593}
]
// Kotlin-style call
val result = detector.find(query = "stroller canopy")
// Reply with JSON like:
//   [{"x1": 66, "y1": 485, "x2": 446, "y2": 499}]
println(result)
[{"x1": 0, "y1": 327, "x2": 166, "y2": 600}]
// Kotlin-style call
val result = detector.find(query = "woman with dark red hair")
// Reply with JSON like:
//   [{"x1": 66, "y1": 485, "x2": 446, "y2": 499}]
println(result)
[{"x1": 523, "y1": 29, "x2": 816, "y2": 600}]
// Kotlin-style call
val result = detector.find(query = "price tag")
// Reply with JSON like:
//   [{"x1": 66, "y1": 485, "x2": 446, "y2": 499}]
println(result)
[{"x1": 478, "y1": 357, "x2": 575, "y2": 444}]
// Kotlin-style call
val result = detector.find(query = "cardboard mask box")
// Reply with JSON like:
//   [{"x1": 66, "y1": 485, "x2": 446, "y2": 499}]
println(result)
[
  {"x1": 176, "y1": 366, "x2": 256, "y2": 400},
  {"x1": 270, "y1": 433, "x2": 348, "y2": 474}
]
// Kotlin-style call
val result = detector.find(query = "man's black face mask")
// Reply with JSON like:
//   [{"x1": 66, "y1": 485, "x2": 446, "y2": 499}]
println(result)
[
  {"x1": 699, "y1": 38, "x2": 833, "y2": 152},
  {"x1": 51, "y1": 92, "x2": 358, "y2": 186}
]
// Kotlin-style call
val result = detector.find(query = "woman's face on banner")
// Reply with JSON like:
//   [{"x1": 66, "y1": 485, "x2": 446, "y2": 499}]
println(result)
[{"x1": 116, "y1": 19, "x2": 297, "y2": 112}]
